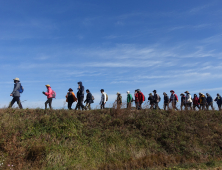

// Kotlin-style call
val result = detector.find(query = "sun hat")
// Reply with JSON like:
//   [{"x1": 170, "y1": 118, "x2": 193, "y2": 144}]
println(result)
[
  {"x1": 180, "y1": 93, "x2": 184, "y2": 96},
  {"x1": 170, "y1": 90, "x2": 174, "y2": 93},
  {"x1": 68, "y1": 88, "x2": 73, "y2": 91},
  {"x1": 184, "y1": 91, "x2": 189, "y2": 93},
  {"x1": 126, "y1": 91, "x2": 130, "y2": 93},
  {"x1": 116, "y1": 92, "x2": 120, "y2": 95},
  {"x1": 149, "y1": 93, "x2": 152, "y2": 95},
  {"x1": 45, "y1": 84, "x2": 50, "y2": 87},
  {"x1": 13, "y1": 77, "x2": 20, "y2": 82}
]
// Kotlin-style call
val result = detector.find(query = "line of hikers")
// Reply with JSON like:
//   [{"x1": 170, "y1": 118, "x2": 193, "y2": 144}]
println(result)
[{"x1": 8, "y1": 78, "x2": 222, "y2": 111}]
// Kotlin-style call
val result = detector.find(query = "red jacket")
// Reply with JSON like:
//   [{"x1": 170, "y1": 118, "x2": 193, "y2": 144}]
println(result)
[
  {"x1": 138, "y1": 92, "x2": 144, "y2": 102},
  {"x1": 193, "y1": 97, "x2": 199, "y2": 105},
  {"x1": 135, "y1": 93, "x2": 139, "y2": 102}
]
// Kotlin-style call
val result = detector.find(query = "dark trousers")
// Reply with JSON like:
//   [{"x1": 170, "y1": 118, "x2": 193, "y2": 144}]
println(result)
[
  {"x1": 200, "y1": 104, "x2": 206, "y2": 110},
  {"x1": 193, "y1": 104, "x2": 200, "y2": 110},
  {"x1": 75, "y1": 97, "x2": 84, "y2": 110},
  {"x1": 9, "y1": 97, "x2": 23, "y2": 109},
  {"x1": 136, "y1": 102, "x2": 142, "y2": 110},
  {"x1": 164, "y1": 103, "x2": 169, "y2": 110},
  {"x1": 68, "y1": 102, "x2": 73, "y2": 110},
  {"x1": 101, "y1": 102, "x2": 105, "y2": 109},
  {"x1": 206, "y1": 102, "x2": 214, "y2": 110},
  {"x1": 218, "y1": 104, "x2": 221, "y2": 110},
  {"x1": 45, "y1": 98, "x2": 52, "y2": 109}
]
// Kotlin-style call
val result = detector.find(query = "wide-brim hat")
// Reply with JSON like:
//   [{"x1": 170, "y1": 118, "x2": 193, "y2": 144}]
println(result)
[
  {"x1": 116, "y1": 92, "x2": 120, "y2": 95},
  {"x1": 170, "y1": 90, "x2": 174, "y2": 93},
  {"x1": 184, "y1": 91, "x2": 189, "y2": 93},
  {"x1": 45, "y1": 84, "x2": 50, "y2": 87},
  {"x1": 68, "y1": 88, "x2": 73, "y2": 91},
  {"x1": 180, "y1": 93, "x2": 184, "y2": 96},
  {"x1": 13, "y1": 77, "x2": 20, "y2": 82}
]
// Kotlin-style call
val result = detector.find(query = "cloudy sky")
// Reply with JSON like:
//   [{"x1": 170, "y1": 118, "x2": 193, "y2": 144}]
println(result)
[{"x1": 1, "y1": 0, "x2": 222, "y2": 109}]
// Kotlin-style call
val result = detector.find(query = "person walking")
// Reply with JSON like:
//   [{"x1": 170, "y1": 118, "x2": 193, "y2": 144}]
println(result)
[
  {"x1": 184, "y1": 91, "x2": 192, "y2": 110},
  {"x1": 8, "y1": 77, "x2": 23, "y2": 109},
  {"x1": 180, "y1": 93, "x2": 186, "y2": 110},
  {"x1": 137, "y1": 89, "x2": 145, "y2": 110},
  {"x1": 148, "y1": 93, "x2": 154, "y2": 109},
  {"x1": 66, "y1": 88, "x2": 77, "y2": 110},
  {"x1": 170, "y1": 90, "x2": 179, "y2": 110},
  {"x1": 100, "y1": 89, "x2": 107, "y2": 109},
  {"x1": 193, "y1": 94, "x2": 200, "y2": 110},
  {"x1": 206, "y1": 93, "x2": 214, "y2": 110},
  {"x1": 163, "y1": 92, "x2": 169, "y2": 110},
  {"x1": 134, "y1": 90, "x2": 139, "y2": 110},
  {"x1": 116, "y1": 92, "x2": 122, "y2": 109},
  {"x1": 42, "y1": 84, "x2": 53, "y2": 110},
  {"x1": 153, "y1": 90, "x2": 160, "y2": 109},
  {"x1": 214, "y1": 93, "x2": 222, "y2": 110},
  {"x1": 75, "y1": 81, "x2": 85, "y2": 110},
  {"x1": 84, "y1": 89, "x2": 93, "y2": 110},
  {"x1": 199, "y1": 93, "x2": 206, "y2": 110},
  {"x1": 126, "y1": 91, "x2": 133, "y2": 109}
]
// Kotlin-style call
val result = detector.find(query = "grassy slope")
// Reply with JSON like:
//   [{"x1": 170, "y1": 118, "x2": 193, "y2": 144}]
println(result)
[{"x1": 0, "y1": 108, "x2": 222, "y2": 170}]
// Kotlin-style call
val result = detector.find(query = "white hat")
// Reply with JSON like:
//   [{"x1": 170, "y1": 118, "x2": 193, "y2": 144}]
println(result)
[
  {"x1": 116, "y1": 92, "x2": 120, "y2": 95},
  {"x1": 126, "y1": 91, "x2": 130, "y2": 94},
  {"x1": 13, "y1": 77, "x2": 20, "y2": 81}
]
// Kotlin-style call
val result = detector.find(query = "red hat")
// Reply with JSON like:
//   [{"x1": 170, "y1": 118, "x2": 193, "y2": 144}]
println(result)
[{"x1": 170, "y1": 90, "x2": 175, "y2": 93}]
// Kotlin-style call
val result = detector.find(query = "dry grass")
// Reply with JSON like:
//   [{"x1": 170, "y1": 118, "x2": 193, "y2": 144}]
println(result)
[{"x1": 0, "y1": 108, "x2": 222, "y2": 169}]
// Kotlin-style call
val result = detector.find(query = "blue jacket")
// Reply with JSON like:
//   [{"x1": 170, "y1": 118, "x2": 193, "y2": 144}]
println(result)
[
  {"x1": 206, "y1": 96, "x2": 212, "y2": 103},
  {"x1": 77, "y1": 81, "x2": 84, "y2": 98},
  {"x1": 214, "y1": 96, "x2": 222, "y2": 105}
]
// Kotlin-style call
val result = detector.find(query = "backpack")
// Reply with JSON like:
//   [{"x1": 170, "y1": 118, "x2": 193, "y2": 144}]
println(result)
[
  {"x1": 52, "y1": 90, "x2": 56, "y2": 98},
  {"x1": 92, "y1": 95, "x2": 95, "y2": 100},
  {"x1": 18, "y1": 84, "x2": 24, "y2": 93},
  {"x1": 106, "y1": 94, "x2": 108, "y2": 101}
]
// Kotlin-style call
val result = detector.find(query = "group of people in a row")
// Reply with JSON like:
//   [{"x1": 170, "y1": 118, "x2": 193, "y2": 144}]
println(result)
[{"x1": 8, "y1": 78, "x2": 222, "y2": 110}]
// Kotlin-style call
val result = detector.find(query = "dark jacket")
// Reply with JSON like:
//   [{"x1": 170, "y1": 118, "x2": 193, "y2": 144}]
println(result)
[
  {"x1": 77, "y1": 81, "x2": 84, "y2": 98},
  {"x1": 181, "y1": 96, "x2": 185, "y2": 103},
  {"x1": 206, "y1": 95, "x2": 213, "y2": 103},
  {"x1": 164, "y1": 95, "x2": 169, "y2": 104},
  {"x1": 148, "y1": 96, "x2": 154, "y2": 105},
  {"x1": 214, "y1": 96, "x2": 222, "y2": 105},
  {"x1": 85, "y1": 92, "x2": 93, "y2": 104}
]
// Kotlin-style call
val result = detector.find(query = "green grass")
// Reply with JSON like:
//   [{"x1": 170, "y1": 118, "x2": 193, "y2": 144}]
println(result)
[{"x1": 0, "y1": 108, "x2": 222, "y2": 169}]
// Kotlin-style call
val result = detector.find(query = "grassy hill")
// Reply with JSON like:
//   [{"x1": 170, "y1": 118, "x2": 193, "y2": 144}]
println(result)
[{"x1": 0, "y1": 108, "x2": 222, "y2": 169}]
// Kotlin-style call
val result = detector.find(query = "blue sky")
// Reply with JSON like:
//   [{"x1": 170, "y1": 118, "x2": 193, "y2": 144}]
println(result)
[{"x1": 1, "y1": 0, "x2": 222, "y2": 109}]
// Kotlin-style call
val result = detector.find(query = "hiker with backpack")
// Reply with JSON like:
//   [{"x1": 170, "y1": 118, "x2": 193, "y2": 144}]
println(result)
[
  {"x1": 180, "y1": 93, "x2": 186, "y2": 110},
  {"x1": 42, "y1": 84, "x2": 55, "y2": 109},
  {"x1": 66, "y1": 88, "x2": 77, "y2": 110},
  {"x1": 199, "y1": 93, "x2": 206, "y2": 110},
  {"x1": 116, "y1": 92, "x2": 122, "y2": 109},
  {"x1": 153, "y1": 90, "x2": 160, "y2": 110},
  {"x1": 170, "y1": 90, "x2": 179, "y2": 110},
  {"x1": 84, "y1": 89, "x2": 94, "y2": 110},
  {"x1": 163, "y1": 92, "x2": 169, "y2": 110},
  {"x1": 214, "y1": 93, "x2": 222, "y2": 110},
  {"x1": 148, "y1": 93, "x2": 154, "y2": 109},
  {"x1": 75, "y1": 81, "x2": 85, "y2": 110},
  {"x1": 193, "y1": 94, "x2": 200, "y2": 110},
  {"x1": 126, "y1": 91, "x2": 133, "y2": 109},
  {"x1": 100, "y1": 89, "x2": 107, "y2": 109},
  {"x1": 206, "y1": 93, "x2": 214, "y2": 110},
  {"x1": 184, "y1": 91, "x2": 192, "y2": 110},
  {"x1": 8, "y1": 77, "x2": 23, "y2": 109},
  {"x1": 137, "y1": 89, "x2": 145, "y2": 110}
]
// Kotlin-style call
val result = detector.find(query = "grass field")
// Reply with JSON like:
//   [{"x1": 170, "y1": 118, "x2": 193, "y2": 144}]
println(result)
[{"x1": 0, "y1": 108, "x2": 222, "y2": 170}]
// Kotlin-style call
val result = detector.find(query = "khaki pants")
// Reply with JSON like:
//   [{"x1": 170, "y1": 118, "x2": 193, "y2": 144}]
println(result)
[{"x1": 84, "y1": 103, "x2": 91, "y2": 110}]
